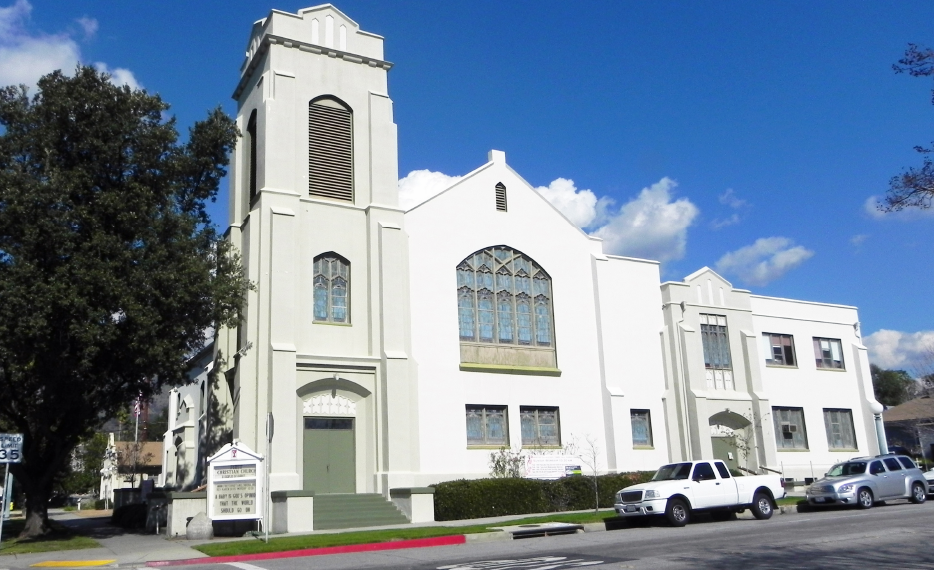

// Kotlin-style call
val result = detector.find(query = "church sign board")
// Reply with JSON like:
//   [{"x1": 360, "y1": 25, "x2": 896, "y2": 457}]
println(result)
[{"x1": 207, "y1": 441, "x2": 264, "y2": 521}]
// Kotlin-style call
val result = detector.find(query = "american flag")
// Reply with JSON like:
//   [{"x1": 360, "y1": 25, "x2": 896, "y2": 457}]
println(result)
[{"x1": 133, "y1": 392, "x2": 142, "y2": 417}]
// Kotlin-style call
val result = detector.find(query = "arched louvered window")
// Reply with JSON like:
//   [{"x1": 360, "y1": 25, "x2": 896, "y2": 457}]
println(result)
[
  {"x1": 247, "y1": 110, "x2": 257, "y2": 203},
  {"x1": 495, "y1": 182, "x2": 507, "y2": 211},
  {"x1": 457, "y1": 247, "x2": 555, "y2": 362},
  {"x1": 308, "y1": 97, "x2": 353, "y2": 202},
  {"x1": 313, "y1": 253, "x2": 350, "y2": 323}
]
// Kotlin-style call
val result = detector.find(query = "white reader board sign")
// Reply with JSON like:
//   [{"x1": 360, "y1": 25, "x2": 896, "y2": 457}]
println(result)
[
  {"x1": 206, "y1": 441, "x2": 264, "y2": 521},
  {"x1": 524, "y1": 454, "x2": 582, "y2": 480}
]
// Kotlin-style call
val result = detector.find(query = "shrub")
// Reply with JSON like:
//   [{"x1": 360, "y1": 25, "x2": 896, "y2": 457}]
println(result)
[
  {"x1": 433, "y1": 471, "x2": 655, "y2": 521},
  {"x1": 94, "y1": 499, "x2": 107, "y2": 510},
  {"x1": 111, "y1": 503, "x2": 147, "y2": 529}
]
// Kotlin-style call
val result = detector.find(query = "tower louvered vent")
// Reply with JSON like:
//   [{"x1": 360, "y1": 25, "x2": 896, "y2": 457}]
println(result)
[
  {"x1": 309, "y1": 100, "x2": 353, "y2": 202},
  {"x1": 495, "y1": 182, "x2": 507, "y2": 211}
]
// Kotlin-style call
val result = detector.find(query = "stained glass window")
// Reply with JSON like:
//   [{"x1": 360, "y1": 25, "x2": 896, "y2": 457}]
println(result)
[
  {"x1": 520, "y1": 407, "x2": 560, "y2": 446},
  {"x1": 455, "y1": 246, "x2": 555, "y2": 349},
  {"x1": 466, "y1": 405, "x2": 508, "y2": 446},
  {"x1": 313, "y1": 253, "x2": 350, "y2": 323}
]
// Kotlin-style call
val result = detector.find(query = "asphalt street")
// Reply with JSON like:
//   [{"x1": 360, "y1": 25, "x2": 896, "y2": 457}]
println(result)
[{"x1": 182, "y1": 500, "x2": 934, "y2": 570}]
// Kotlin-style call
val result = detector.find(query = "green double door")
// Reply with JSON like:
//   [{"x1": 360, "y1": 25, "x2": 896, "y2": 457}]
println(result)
[
  {"x1": 711, "y1": 436, "x2": 739, "y2": 472},
  {"x1": 303, "y1": 417, "x2": 356, "y2": 493}
]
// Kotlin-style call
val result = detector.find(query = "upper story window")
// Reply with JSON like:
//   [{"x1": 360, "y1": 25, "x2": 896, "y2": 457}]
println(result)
[
  {"x1": 763, "y1": 333, "x2": 797, "y2": 367},
  {"x1": 308, "y1": 97, "x2": 353, "y2": 202},
  {"x1": 457, "y1": 246, "x2": 554, "y2": 348},
  {"x1": 313, "y1": 253, "x2": 349, "y2": 324},
  {"x1": 247, "y1": 110, "x2": 258, "y2": 203},
  {"x1": 813, "y1": 337, "x2": 844, "y2": 370},
  {"x1": 700, "y1": 314, "x2": 733, "y2": 390}
]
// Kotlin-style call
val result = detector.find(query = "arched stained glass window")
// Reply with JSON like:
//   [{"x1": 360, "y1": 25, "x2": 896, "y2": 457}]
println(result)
[
  {"x1": 313, "y1": 253, "x2": 350, "y2": 323},
  {"x1": 456, "y1": 246, "x2": 555, "y2": 348}
]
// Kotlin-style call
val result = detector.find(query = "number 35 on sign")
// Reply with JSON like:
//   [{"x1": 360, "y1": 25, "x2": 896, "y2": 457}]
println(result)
[{"x1": 0, "y1": 434, "x2": 23, "y2": 463}]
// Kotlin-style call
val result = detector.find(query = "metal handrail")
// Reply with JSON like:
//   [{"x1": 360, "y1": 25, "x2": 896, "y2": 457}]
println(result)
[{"x1": 759, "y1": 466, "x2": 782, "y2": 474}]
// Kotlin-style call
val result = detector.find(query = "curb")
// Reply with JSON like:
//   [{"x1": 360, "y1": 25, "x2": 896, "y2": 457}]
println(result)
[{"x1": 145, "y1": 535, "x2": 467, "y2": 567}]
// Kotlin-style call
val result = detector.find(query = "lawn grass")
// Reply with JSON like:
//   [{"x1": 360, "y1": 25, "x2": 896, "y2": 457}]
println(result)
[
  {"x1": 0, "y1": 519, "x2": 101, "y2": 556},
  {"x1": 775, "y1": 497, "x2": 806, "y2": 507},
  {"x1": 194, "y1": 510, "x2": 622, "y2": 557}
]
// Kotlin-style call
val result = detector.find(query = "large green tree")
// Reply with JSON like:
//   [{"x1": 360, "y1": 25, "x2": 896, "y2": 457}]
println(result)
[
  {"x1": 0, "y1": 67, "x2": 246, "y2": 537},
  {"x1": 870, "y1": 364, "x2": 914, "y2": 407},
  {"x1": 883, "y1": 43, "x2": 934, "y2": 212}
]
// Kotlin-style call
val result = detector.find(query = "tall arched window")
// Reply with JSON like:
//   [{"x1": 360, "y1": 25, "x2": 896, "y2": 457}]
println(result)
[
  {"x1": 457, "y1": 246, "x2": 556, "y2": 369},
  {"x1": 313, "y1": 253, "x2": 350, "y2": 323},
  {"x1": 246, "y1": 110, "x2": 257, "y2": 203},
  {"x1": 308, "y1": 97, "x2": 353, "y2": 202}
]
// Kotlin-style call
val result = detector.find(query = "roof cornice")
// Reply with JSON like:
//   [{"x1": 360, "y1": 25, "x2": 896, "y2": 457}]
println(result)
[{"x1": 232, "y1": 34, "x2": 393, "y2": 101}]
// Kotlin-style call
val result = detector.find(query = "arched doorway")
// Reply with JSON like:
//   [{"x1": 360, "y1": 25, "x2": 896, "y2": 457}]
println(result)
[{"x1": 709, "y1": 411, "x2": 753, "y2": 473}]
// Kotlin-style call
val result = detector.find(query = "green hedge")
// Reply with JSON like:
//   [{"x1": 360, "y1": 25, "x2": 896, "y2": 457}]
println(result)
[{"x1": 432, "y1": 472, "x2": 654, "y2": 521}]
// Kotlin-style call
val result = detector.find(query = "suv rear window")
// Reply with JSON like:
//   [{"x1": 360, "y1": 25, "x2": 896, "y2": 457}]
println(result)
[
  {"x1": 883, "y1": 457, "x2": 902, "y2": 471},
  {"x1": 897, "y1": 456, "x2": 916, "y2": 470}
]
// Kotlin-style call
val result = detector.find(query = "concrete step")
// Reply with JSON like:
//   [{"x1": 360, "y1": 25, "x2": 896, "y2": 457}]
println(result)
[{"x1": 313, "y1": 493, "x2": 409, "y2": 530}]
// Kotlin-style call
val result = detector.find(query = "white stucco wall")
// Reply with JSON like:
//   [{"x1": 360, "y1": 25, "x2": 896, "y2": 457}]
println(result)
[{"x1": 751, "y1": 295, "x2": 880, "y2": 480}]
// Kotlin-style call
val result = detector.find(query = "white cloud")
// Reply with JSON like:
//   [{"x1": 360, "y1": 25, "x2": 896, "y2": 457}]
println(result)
[
  {"x1": 0, "y1": 1, "x2": 139, "y2": 92},
  {"x1": 863, "y1": 194, "x2": 934, "y2": 220},
  {"x1": 711, "y1": 188, "x2": 749, "y2": 229},
  {"x1": 533, "y1": 178, "x2": 599, "y2": 228},
  {"x1": 76, "y1": 16, "x2": 97, "y2": 39},
  {"x1": 398, "y1": 169, "x2": 462, "y2": 210},
  {"x1": 93, "y1": 62, "x2": 140, "y2": 90},
  {"x1": 711, "y1": 213, "x2": 740, "y2": 229},
  {"x1": 718, "y1": 188, "x2": 746, "y2": 209},
  {"x1": 850, "y1": 234, "x2": 869, "y2": 247},
  {"x1": 589, "y1": 177, "x2": 699, "y2": 262},
  {"x1": 864, "y1": 329, "x2": 934, "y2": 371},
  {"x1": 715, "y1": 236, "x2": 814, "y2": 286}
]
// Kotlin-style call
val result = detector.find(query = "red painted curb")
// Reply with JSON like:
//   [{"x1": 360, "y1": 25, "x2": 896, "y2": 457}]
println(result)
[{"x1": 146, "y1": 534, "x2": 468, "y2": 567}]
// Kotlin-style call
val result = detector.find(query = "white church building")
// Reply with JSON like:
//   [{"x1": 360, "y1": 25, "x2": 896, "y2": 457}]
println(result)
[{"x1": 163, "y1": 5, "x2": 884, "y2": 523}]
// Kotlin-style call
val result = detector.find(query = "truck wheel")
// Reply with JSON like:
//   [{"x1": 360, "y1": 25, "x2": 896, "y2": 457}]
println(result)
[
  {"x1": 857, "y1": 487, "x2": 874, "y2": 509},
  {"x1": 665, "y1": 498, "x2": 690, "y2": 527},
  {"x1": 751, "y1": 492, "x2": 773, "y2": 520},
  {"x1": 910, "y1": 482, "x2": 927, "y2": 504}
]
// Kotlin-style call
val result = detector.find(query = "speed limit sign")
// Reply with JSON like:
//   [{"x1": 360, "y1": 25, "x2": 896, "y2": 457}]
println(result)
[{"x1": 0, "y1": 434, "x2": 23, "y2": 463}]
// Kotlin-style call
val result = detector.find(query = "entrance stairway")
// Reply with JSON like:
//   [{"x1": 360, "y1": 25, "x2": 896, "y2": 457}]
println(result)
[{"x1": 313, "y1": 493, "x2": 410, "y2": 530}]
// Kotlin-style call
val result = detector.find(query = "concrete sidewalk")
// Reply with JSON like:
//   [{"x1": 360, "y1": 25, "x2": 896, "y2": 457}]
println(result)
[{"x1": 0, "y1": 511, "x2": 207, "y2": 569}]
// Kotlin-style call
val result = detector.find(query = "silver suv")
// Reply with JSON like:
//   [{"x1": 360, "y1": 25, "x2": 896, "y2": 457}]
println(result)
[{"x1": 806, "y1": 454, "x2": 927, "y2": 509}]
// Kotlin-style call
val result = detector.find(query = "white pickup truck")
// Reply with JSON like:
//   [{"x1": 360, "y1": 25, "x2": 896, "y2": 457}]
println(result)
[{"x1": 613, "y1": 460, "x2": 785, "y2": 526}]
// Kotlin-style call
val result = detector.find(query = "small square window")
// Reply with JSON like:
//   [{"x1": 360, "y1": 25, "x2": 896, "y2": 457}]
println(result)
[
  {"x1": 762, "y1": 333, "x2": 796, "y2": 367},
  {"x1": 465, "y1": 405, "x2": 508, "y2": 446},
  {"x1": 520, "y1": 406, "x2": 560, "y2": 447},
  {"x1": 631, "y1": 410, "x2": 653, "y2": 447},
  {"x1": 813, "y1": 337, "x2": 844, "y2": 370}
]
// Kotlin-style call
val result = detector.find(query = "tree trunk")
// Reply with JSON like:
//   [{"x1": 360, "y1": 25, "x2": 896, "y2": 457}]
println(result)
[{"x1": 20, "y1": 487, "x2": 52, "y2": 538}]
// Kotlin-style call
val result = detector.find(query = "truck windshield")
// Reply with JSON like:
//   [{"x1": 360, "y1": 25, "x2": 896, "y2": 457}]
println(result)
[
  {"x1": 652, "y1": 462, "x2": 693, "y2": 481},
  {"x1": 826, "y1": 461, "x2": 867, "y2": 477}
]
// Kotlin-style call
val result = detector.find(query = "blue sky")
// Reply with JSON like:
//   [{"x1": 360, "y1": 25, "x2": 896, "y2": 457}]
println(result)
[{"x1": 3, "y1": 1, "x2": 933, "y2": 372}]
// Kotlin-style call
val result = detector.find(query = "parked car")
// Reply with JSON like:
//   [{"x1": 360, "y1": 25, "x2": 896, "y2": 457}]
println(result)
[
  {"x1": 805, "y1": 454, "x2": 927, "y2": 508},
  {"x1": 924, "y1": 468, "x2": 934, "y2": 495},
  {"x1": 613, "y1": 460, "x2": 785, "y2": 527}
]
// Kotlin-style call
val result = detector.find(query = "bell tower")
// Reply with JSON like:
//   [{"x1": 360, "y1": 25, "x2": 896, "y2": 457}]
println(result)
[{"x1": 218, "y1": 5, "x2": 419, "y2": 496}]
